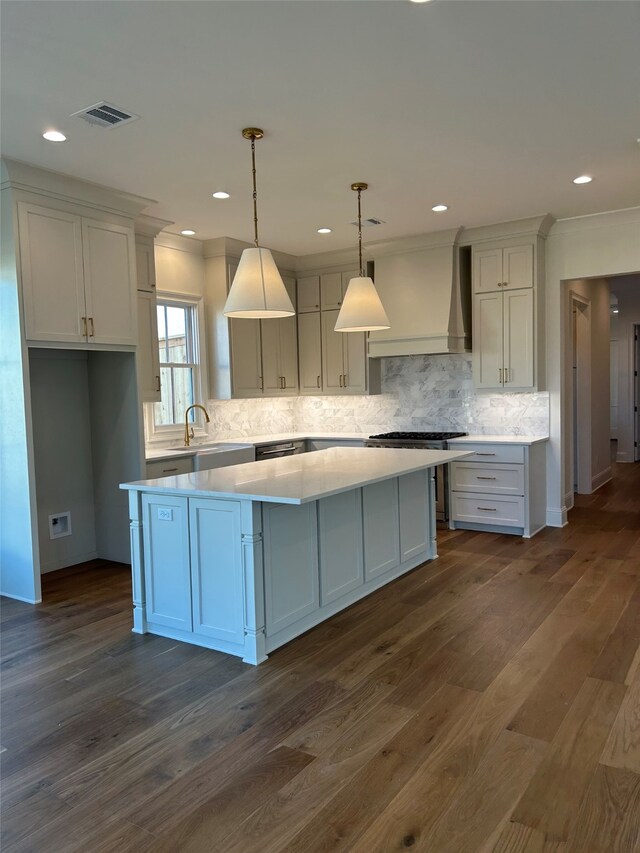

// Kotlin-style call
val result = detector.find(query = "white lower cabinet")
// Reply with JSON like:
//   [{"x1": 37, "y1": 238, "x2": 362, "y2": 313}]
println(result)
[
  {"x1": 142, "y1": 493, "x2": 192, "y2": 631},
  {"x1": 318, "y1": 490, "x2": 364, "y2": 605},
  {"x1": 398, "y1": 470, "x2": 430, "y2": 561},
  {"x1": 449, "y1": 441, "x2": 547, "y2": 538},
  {"x1": 189, "y1": 498, "x2": 245, "y2": 645},
  {"x1": 363, "y1": 479, "x2": 400, "y2": 579},
  {"x1": 263, "y1": 503, "x2": 319, "y2": 635}
]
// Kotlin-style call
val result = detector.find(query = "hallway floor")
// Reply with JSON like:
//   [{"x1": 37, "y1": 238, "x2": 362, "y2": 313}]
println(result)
[{"x1": 1, "y1": 461, "x2": 639, "y2": 851}]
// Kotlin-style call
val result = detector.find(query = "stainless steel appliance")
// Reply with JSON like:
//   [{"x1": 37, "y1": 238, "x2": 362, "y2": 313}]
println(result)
[
  {"x1": 364, "y1": 431, "x2": 468, "y2": 522},
  {"x1": 255, "y1": 440, "x2": 305, "y2": 460}
]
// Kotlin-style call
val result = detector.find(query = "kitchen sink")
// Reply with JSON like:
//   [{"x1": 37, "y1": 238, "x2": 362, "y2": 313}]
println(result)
[{"x1": 191, "y1": 443, "x2": 255, "y2": 471}]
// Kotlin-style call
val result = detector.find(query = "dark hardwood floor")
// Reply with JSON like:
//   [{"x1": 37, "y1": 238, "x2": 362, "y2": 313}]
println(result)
[{"x1": 2, "y1": 461, "x2": 639, "y2": 852}]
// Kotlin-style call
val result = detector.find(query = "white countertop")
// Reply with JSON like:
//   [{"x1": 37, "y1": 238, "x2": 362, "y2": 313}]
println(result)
[
  {"x1": 448, "y1": 435, "x2": 549, "y2": 446},
  {"x1": 145, "y1": 433, "x2": 367, "y2": 462},
  {"x1": 125, "y1": 447, "x2": 473, "y2": 505}
]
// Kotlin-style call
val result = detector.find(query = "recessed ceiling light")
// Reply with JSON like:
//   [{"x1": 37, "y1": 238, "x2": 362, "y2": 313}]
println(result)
[
  {"x1": 42, "y1": 130, "x2": 66, "y2": 142},
  {"x1": 212, "y1": 191, "x2": 230, "y2": 199},
  {"x1": 317, "y1": 228, "x2": 332, "y2": 234},
  {"x1": 573, "y1": 175, "x2": 593, "y2": 184},
  {"x1": 181, "y1": 229, "x2": 196, "y2": 236},
  {"x1": 410, "y1": 0, "x2": 434, "y2": 4},
  {"x1": 432, "y1": 204, "x2": 448, "y2": 212}
]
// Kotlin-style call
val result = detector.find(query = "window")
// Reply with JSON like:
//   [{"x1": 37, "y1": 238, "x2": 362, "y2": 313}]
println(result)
[{"x1": 152, "y1": 298, "x2": 205, "y2": 432}]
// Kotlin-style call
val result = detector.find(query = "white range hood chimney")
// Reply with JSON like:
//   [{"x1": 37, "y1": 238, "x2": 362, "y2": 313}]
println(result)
[{"x1": 368, "y1": 227, "x2": 471, "y2": 358}]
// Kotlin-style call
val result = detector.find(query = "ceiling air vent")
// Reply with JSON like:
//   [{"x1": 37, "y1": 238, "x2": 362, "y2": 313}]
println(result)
[
  {"x1": 70, "y1": 101, "x2": 140, "y2": 129},
  {"x1": 350, "y1": 217, "x2": 385, "y2": 228}
]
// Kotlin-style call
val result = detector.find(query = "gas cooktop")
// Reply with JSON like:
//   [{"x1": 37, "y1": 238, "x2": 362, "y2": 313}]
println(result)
[{"x1": 368, "y1": 431, "x2": 468, "y2": 441}]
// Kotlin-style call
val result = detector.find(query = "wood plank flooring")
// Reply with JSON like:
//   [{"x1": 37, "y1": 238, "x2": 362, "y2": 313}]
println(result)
[{"x1": 2, "y1": 460, "x2": 639, "y2": 852}]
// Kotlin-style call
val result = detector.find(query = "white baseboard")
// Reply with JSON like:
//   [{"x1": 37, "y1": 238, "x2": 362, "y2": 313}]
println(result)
[
  {"x1": 0, "y1": 590, "x2": 42, "y2": 604},
  {"x1": 616, "y1": 450, "x2": 632, "y2": 463},
  {"x1": 546, "y1": 506, "x2": 568, "y2": 528},
  {"x1": 40, "y1": 550, "x2": 98, "y2": 574},
  {"x1": 591, "y1": 467, "x2": 612, "y2": 492}
]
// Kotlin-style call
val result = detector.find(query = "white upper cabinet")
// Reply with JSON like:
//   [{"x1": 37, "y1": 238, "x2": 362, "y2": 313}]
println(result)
[
  {"x1": 320, "y1": 272, "x2": 343, "y2": 310},
  {"x1": 135, "y1": 236, "x2": 156, "y2": 292},
  {"x1": 18, "y1": 203, "x2": 86, "y2": 343},
  {"x1": 297, "y1": 275, "x2": 320, "y2": 313},
  {"x1": 473, "y1": 243, "x2": 534, "y2": 294},
  {"x1": 137, "y1": 290, "x2": 161, "y2": 403},
  {"x1": 321, "y1": 309, "x2": 368, "y2": 395},
  {"x1": 18, "y1": 201, "x2": 137, "y2": 346},
  {"x1": 297, "y1": 312, "x2": 322, "y2": 394},
  {"x1": 469, "y1": 218, "x2": 552, "y2": 392},
  {"x1": 81, "y1": 218, "x2": 137, "y2": 346}
]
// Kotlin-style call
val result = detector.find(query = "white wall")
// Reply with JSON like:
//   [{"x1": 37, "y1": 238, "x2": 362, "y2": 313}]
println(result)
[
  {"x1": 155, "y1": 233, "x2": 204, "y2": 297},
  {"x1": 545, "y1": 207, "x2": 640, "y2": 527},
  {"x1": 609, "y1": 274, "x2": 640, "y2": 462},
  {"x1": 29, "y1": 350, "x2": 97, "y2": 572}
]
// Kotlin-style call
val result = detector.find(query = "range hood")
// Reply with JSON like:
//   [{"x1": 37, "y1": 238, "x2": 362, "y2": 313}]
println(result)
[{"x1": 368, "y1": 227, "x2": 471, "y2": 358}]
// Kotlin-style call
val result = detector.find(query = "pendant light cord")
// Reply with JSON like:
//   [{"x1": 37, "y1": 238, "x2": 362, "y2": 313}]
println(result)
[
  {"x1": 250, "y1": 134, "x2": 259, "y2": 247},
  {"x1": 357, "y1": 187, "x2": 364, "y2": 276}
]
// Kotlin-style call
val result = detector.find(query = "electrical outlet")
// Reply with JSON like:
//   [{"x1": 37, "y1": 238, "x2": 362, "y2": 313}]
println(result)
[{"x1": 157, "y1": 507, "x2": 173, "y2": 521}]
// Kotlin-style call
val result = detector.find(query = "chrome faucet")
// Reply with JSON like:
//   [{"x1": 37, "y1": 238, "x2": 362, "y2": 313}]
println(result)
[{"x1": 184, "y1": 404, "x2": 210, "y2": 447}]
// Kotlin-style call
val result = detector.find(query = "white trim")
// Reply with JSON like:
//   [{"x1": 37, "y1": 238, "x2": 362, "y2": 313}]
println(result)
[
  {"x1": 546, "y1": 506, "x2": 568, "y2": 528},
  {"x1": 591, "y1": 467, "x2": 612, "y2": 492},
  {"x1": 144, "y1": 292, "x2": 210, "y2": 446}
]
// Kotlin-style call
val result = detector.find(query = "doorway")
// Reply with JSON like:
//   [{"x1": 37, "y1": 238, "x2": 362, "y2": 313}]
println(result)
[{"x1": 570, "y1": 294, "x2": 592, "y2": 493}]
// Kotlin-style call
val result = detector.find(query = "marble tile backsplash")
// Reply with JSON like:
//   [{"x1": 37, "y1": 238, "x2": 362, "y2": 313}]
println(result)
[{"x1": 204, "y1": 355, "x2": 549, "y2": 439}]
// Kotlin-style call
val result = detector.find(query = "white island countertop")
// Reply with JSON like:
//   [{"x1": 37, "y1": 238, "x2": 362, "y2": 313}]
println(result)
[{"x1": 123, "y1": 446, "x2": 472, "y2": 505}]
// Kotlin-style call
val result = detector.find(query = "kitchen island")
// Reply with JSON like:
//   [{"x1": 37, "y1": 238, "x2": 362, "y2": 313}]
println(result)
[{"x1": 121, "y1": 447, "x2": 471, "y2": 664}]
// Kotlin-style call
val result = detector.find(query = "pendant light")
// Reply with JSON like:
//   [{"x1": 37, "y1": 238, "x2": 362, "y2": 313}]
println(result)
[
  {"x1": 334, "y1": 183, "x2": 390, "y2": 333},
  {"x1": 224, "y1": 128, "x2": 295, "y2": 319}
]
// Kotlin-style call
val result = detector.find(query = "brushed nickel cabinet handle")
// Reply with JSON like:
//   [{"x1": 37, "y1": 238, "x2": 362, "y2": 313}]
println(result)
[
  {"x1": 317, "y1": 375, "x2": 321, "y2": 388},
  {"x1": 81, "y1": 316, "x2": 87, "y2": 337},
  {"x1": 155, "y1": 375, "x2": 161, "y2": 392},
  {"x1": 343, "y1": 373, "x2": 348, "y2": 387},
  {"x1": 499, "y1": 368, "x2": 503, "y2": 384},
  {"x1": 476, "y1": 476, "x2": 497, "y2": 480},
  {"x1": 162, "y1": 467, "x2": 179, "y2": 473},
  {"x1": 339, "y1": 374, "x2": 343, "y2": 387},
  {"x1": 258, "y1": 375, "x2": 263, "y2": 390},
  {"x1": 475, "y1": 452, "x2": 496, "y2": 456},
  {"x1": 477, "y1": 507, "x2": 497, "y2": 512},
  {"x1": 89, "y1": 317, "x2": 95, "y2": 337}
]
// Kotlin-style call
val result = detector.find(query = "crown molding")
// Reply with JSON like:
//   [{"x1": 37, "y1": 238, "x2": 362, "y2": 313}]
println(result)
[
  {"x1": 134, "y1": 213, "x2": 174, "y2": 238},
  {"x1": 459, "y1": 214, "x2": 555, "y2": 245}
]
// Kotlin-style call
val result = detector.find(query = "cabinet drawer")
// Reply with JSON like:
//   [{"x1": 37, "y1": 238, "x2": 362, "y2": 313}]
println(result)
[
  {"x1": 450, "y1": 443, "x2": 525, "y2": 464},
  {"x1": 451, "y1": 462, "x2": 524, "y2": 496},
  {"x1": 451, "y1": 493, "x2": 525, "y2": 527},
  {"x1": 146, "y1": 457, "x2": 193, "y2": 479}
]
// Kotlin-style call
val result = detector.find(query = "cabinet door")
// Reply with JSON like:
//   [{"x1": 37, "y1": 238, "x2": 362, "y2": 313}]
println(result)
[
  {"x1": 320, "y1": 272, "x2": 343, "y2": 310},
  {"x1": 363, "y1": 479, "x2": 400, "y2": 580},
  {"x1": 473, "y1": 291, "x2": 504, "y2": 389},
  {"x1": 473, "y1": 247, "x2": 503, "y2": 294},
  {"x1": 135, "y1": 238, "x2": 156, "y2": 292},
  {"x1": 137, "y1": 291, "x2": 161, "y2": 403},
  {"x1": 321, "y1": 309, "x2": 347, "y2": 393},
  {"x1": 318, "y1": 490, "x2": 364, "y2": 605},
  {"x1": 260, "y1": 318, "x2": 281, "y2": 394},
  {"x1": 190, "y1": 498, "x2": 245, "y2": 645},
  {"x1": 503, "y1": 288, "x2": 534, "y2": 389},
  {"x1": 278, "y1": 276, "x2": 299, "y2": 393},
  {"x1": 142, "y1": 494, "x2": 192, "y2": 631},
  {"x1": 263, "y1": 503, "x2": 319, "y2": 636},
  {"x1": 398, "y1": 471, "x2": 429, "y2": 562},
  {"x1": 298, "y1": 312, "x2": 323, "y2": 394},
  {"x1": 230, "y1": 318, "x2": 263, "y2": 396},
  {"x1": 297, "y1": 275, "x2": 321, "y2": 313},
  {"x1": 17, "y1": 202, "x2": 86, "y2": 343},
  {"x1": 82, "y1": 218, "x2": 137, "y2": 345},
  {"x1": 343, "y1": 332, "x2": 367, "y2": 393},
  {"x1": 503, "y1": 244, "x2": 533, "y2": 290}
]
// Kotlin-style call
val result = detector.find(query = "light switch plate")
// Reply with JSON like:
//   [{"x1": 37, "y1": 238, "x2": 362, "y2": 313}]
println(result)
[{"x1": 157, "y1": 507, "x2": 173, "y2": 521}]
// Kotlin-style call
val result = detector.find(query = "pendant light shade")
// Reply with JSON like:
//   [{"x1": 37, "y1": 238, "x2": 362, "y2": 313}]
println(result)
[
  {"x1": 334, "y1": 275, "x2": 390, "y2": 332},
  {"x1": 224, "y1": 247, "x2": 294, "y2": 318},
  {"x1": 335, "y1": 182, "x2": 390, "y2": 333},
  {"x1": 223, "y1": 128, "x2": 295, "y2": 319}
]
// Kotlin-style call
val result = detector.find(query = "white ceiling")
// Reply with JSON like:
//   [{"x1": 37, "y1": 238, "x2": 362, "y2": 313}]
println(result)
[{"x1": 1, "y1": 0, "x2": 639, "y2": 256}]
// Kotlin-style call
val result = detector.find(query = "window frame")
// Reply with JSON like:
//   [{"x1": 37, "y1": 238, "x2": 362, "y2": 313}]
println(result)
[{"x1": 144, "y1": 292, "x2": 209, "y2": 445}]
